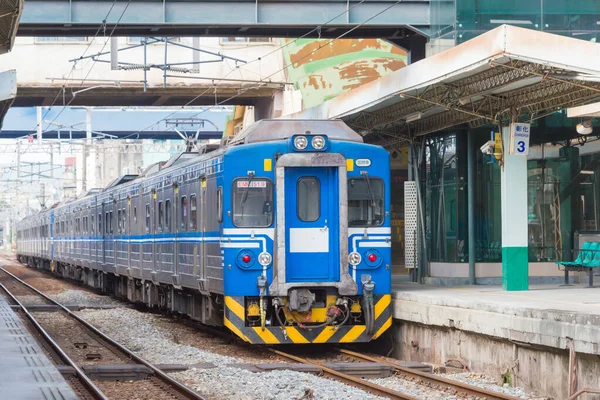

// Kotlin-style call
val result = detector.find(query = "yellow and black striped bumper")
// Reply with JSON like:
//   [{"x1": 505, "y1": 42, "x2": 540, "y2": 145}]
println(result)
[{"x1": 224, "y1": 294, "x2": 392, "y2": 344}]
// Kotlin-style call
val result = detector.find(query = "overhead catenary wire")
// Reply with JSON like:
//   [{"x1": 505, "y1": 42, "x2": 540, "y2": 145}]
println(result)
[
  {"x1": 29, "y1": 0, "x2": 120, "y2": 136},
  {"x1": 38, "y1": 0, "x2": 133, "y2": 137},
  {"x1": 120, "y1": 0, "x2": 374, "y2": 138},
  {"x1": 129, "y1": 0, "x2": 403, "y2": 141}
]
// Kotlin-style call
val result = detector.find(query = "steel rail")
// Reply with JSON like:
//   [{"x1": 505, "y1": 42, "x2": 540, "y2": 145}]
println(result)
[
  {"x1": 0, "y1": 282, "x2": 109, "y2": 400},
  {"x1": 340, "y1": 349, "x2": 519, "y2": 400},
  {"x1": 0, "y1": 267, "x2": 209, "y2": 400},
  {"x1": 270, "y1": 349, "x2": 419, "y2": 400}
]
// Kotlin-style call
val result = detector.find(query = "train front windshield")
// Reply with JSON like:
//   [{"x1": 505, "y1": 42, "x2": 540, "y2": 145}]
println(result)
[
  {"x1": 232, "y1": 178, "x2": 274, "y2": 227},
  {"x1": 348, "y1": 177, "x2": 384, "y2": 227}
]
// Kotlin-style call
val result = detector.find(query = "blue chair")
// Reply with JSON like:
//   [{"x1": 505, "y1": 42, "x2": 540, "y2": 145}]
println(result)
[{"x1": 556, "y1": 242, "x2": 593, "y2": 267}]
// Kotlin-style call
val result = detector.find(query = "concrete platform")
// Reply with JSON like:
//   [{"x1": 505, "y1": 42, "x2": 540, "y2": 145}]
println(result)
[
  {"x1": 0, "y1": 298, "x2": 78, "y2": 399},
  {"x1": 391, "y1": 280, "x2": 600, "y2": 398}
]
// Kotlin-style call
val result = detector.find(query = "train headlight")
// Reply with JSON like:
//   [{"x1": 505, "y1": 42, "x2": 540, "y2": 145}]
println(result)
[
  {"x1": 311, "y1": 135, "x2": 325, "y2": 150},
  {"x1": 348, "y1": 252, "x2": 362, "y2": 266},
  {"x1": 258, "y1": 252, "x2": 272, "y2": 266},
  {"x1": 293, "y1": 135, "x2": 308, "y2": 150}
]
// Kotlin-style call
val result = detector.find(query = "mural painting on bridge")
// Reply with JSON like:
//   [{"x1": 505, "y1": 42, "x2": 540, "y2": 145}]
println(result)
[{"x1": 280, "y1": 38, "x2": 408, "y2": 109}]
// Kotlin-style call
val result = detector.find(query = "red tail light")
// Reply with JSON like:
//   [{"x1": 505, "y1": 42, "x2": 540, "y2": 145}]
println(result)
[
  {"x1": 368, "y1": 253, "x2": 377, "y2": 262},
  {"x1": 242, "y1": 255, "x2": 251, "y2": 263}
]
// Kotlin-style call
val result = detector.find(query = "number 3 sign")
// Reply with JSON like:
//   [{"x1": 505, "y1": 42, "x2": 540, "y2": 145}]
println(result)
[{"x1": 509, "y1": 123, "x2": 531, "y2": 156}]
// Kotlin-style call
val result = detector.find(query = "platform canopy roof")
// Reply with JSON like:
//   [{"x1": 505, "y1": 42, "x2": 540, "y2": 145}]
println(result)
[
  {"x1": 0, "y1": 0, "x2": 21, "y2": 54},
  {"x1": 0, "y1": 0, "x2": 22, "y2": 129},
  {"x1": 289, "y1": 25, "x2": 600, "y2": 148}
]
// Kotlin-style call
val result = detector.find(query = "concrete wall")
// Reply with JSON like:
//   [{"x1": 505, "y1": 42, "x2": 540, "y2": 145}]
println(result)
[
  {"x1": 426, "y1": 261, "x2": 583, "y2": 285},
  {"x1": 390, "y1": 322, "x2": 600, "y2": 399},
  {"x1": 391, "y1": 289, "x2": 600, "y2": 399}
]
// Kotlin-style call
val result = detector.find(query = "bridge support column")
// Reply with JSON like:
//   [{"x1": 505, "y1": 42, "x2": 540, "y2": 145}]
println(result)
[{"x1": 501, "y1": 126, "x2": 529, "y2": 291}]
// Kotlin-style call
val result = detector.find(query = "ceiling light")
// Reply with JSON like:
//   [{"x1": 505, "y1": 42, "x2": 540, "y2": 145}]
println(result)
[
  {"x1": 405, "y1": 112, "x2": 422, "y2": 123},
  {"x1": 490, "y1": 19, "x2": 533, "y2": 25}
]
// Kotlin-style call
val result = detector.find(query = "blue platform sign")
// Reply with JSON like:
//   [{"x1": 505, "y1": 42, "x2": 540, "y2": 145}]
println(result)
[{"x1": 509, "y1": 122, "x2": 531, "y2": 156}]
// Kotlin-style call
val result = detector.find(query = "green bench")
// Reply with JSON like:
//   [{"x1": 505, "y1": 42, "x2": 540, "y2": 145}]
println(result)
[{"x1": 556, "y1": 241, "x2": 600, "y2": 287}]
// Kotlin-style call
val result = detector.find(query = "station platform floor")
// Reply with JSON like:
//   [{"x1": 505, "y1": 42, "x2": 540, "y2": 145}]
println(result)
[
  {"x1": 391, "y1": 276, "x2": 600, "y2": 355},
  {"x1": 0, "y1": 297, "x2": 78, "y2": 399}
]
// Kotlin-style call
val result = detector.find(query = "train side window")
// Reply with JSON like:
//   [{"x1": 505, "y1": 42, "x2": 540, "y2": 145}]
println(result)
[
  {"x1": 91, "y1": 215, "x2": 95, "y2": 234},
  {"x1": 165, "y1": 200, "x2": 172, "y2": 232},
  {"x1": 117, "y1": 210, "x2": 122, "y2": 233},
  {"x1": 145, "y1": 205, "x2": 150, "y2": 233},
  {"x1": 98, "y1": 213, "x2": 102, "y2": 235},
  {"x1": 347, "y1": 177, "x2": 384, "y2": 227},
  {"x1": 158, "y1": 201, "x2": 164, "y2": 231},
  {"x1": 190, "y1": 195, "x2": 197, "y2": 230},
  {"x1": 133, "y1": 207, "x2": 137, "y2": 224},
  {"x1": 217, "y1": 187, "x2": 223, "y2": 223},
  {"x1": 109, "y1": 211, "x2": 114, "y2": 234},
  {"x1": 181, "y1": 196, "x2": 187, "y2": 230},
  {"x1": 297, "y1": 177, "x2": 320, "y2": 222}
]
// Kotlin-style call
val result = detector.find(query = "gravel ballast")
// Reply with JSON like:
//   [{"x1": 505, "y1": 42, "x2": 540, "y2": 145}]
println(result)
[
  {"x1": 439, "y1": 373, "x2": 548, "y2": 400},
  {"x1": 173, "y1": 366, "x2": 384, "y2": 400},
  {"x1": 78, "y1": 307, "x2": 385, "y2": 400}
]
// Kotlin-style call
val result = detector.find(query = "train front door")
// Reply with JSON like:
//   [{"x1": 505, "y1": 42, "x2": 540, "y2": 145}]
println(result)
[{"x1": 284, "y1": 167, "x2": 339, "y2": 282}]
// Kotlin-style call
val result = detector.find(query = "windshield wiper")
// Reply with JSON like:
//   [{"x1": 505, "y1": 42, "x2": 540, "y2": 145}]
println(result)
[
  {"x1": 360, "y1": 171, "x2": 376, "y2": 207},
  {"x1": 239, "y1": 172, "x2": 255, "y2": 221}
]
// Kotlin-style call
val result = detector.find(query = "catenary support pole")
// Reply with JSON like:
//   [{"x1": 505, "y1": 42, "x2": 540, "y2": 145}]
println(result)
[{"x1": 468, "y1": 130, "x2": 476, "y2": 285}]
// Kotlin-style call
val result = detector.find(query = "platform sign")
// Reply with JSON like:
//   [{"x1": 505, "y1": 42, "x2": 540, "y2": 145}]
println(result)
[{"x1": 509, "y1": 123, "x2": 531, "y2": 156}]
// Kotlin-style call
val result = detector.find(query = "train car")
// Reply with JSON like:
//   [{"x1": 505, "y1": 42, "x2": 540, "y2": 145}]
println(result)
[{"x1": 16, "y1": 119, "x2": 392, "y2": 344}]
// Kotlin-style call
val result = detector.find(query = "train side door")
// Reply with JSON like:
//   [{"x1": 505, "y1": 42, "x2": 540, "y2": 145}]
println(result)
[
  {"x1": 173, "y1": 184, "x2": 180, "y2": 278},
  {"x1": 199, "y1": 177, "x2": 207, "y2": 288},
  {"x1": 101, "y1": 203, "x2": 106, "y2": 266},
  {"x1": 151, "y1": 190, "x2": 157, "y2": 274},
  {"x1": 127, "y1": 199, "x2": 132, "y2": 270},
  {"x1": 284, "y1": 167, "x2": 339, "y2": 282}
]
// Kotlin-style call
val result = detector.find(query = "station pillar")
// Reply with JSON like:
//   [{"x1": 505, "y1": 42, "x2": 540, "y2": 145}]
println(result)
[{"x1": 501, "y1": 126, "x2": 529, "y2": 290}]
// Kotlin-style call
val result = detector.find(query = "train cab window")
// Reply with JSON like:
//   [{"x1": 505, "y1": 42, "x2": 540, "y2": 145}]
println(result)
[
  {"x1": 181, "y1": 196, "x2": 188, "y2": 230},
  {"x1": 158, "y1": 201, "x2": 164, "y2": 231},
  {"x1": 348, "y1": 177, "x2": 384, "y2": 227},
  {"x1": 232, "y1": 179, "x2": 273, "y2": 228},
  {"x1": 145, "y1": 205, "x2": 150, "y2": 233},
  {"x1": 165, "y1": 200, "x2": 172, "y2": 232},
  {"x1": 297, "y1": 177, "x2": 320, "y2": 222},
  {"x1": 190, "y1": 195, "x2": 197, "y2": 230}
]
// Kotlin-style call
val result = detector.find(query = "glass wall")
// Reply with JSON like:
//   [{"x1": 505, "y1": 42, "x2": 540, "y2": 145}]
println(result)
[
  {"x1": 423, "y1": 130, "x2": 598, "y2": 264},
  {"x1": 474, "y1": 137, "x2": 502, "y2": 262},
  {"x1": 429, "y1": 0, "x2": 600, "y2": 54},
  {"x1": 425, "y1": 134, "x2": 468, "y2": 262}
]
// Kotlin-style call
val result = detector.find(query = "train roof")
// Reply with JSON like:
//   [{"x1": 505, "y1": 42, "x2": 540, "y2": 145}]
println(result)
[{"x1": 228, "y1": 119, "x2": 363, "y2": 146}]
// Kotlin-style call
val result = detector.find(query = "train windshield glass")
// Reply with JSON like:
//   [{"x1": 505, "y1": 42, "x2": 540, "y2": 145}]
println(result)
[
  {"x1": 232, "y1": 179, "x2": 273, "y2": 227},
  {"x1": 348, "y1": 178, "x2": 384, "y2": 227}
]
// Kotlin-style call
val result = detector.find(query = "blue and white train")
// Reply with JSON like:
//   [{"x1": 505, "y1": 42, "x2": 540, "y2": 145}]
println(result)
[{"x1": 16, "y1": 119, "x2": 392, "y2": 344}]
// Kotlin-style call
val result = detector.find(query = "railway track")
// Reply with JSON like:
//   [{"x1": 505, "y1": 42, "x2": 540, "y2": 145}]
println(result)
[
  {"x1": 0, "y1": 267, "x2": 208, "y2": 400},
  {"x1": 272, "y1": 348, "x2": 519, "y2": 400},
  {"x1": 1, "y1": 257, "x2": 521, "y2": 400}
]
